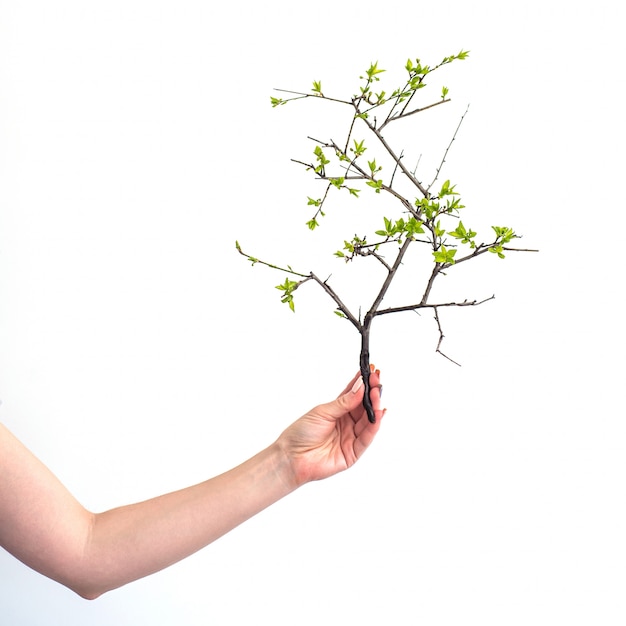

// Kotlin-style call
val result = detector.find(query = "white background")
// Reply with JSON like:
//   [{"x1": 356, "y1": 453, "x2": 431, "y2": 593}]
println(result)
[{"x1": 1, "y1": 1, "x2": 624, "y2": 624}]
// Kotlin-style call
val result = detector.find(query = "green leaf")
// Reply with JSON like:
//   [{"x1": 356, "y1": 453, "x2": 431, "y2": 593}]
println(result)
[
  {"x1": 313, "y1": 145, "x2": 330, "y2": 173},
  {"x1": 352, "y1": 139, "x2": 366, "y2": 156},
  {"x1": 405, "y1": 217, "x2": 425, "y2": 235},
  {"x1": 366, "y1": 179, "x2": 383, "y2": 193},
  {"x1": 441, "y1": 86, "x2": 449, "y2": 99},
  {"x1": 312, "y1": 80, "x2": 322, "y2": 95},
  {"x1": 306, "y1": 219, "x2": 319, "y2": 230},
  {"x1": 365, "y1": 61, "x2": 386, "y2": 79},
  {"x1": 489, "y1": 245, "x2": 506, "y2": 259},
  {"x1": 270, "y1": 96, "x2": 285, "y2": 107},
  {"x1": 492, "y1": 226, "x2": 516, "y2": 244},
  {"x1": 433, "y1": 245, "x2": 457, "y2": 264},
  {"x1": 439, "y1": 179, "x2": 458, "y2": 197}
]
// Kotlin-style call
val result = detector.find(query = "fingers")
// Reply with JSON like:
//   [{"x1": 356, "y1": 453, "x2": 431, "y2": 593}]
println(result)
[
  {"x1": 327, "y1": 365, "x2": 386, "y2": 428},
  {"x1": 368, "y1": 366, "x2": 382, "y2": 413}
]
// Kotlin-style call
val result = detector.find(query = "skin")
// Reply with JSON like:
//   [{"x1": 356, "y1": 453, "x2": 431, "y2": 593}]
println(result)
[{"x1": 0, "y1": 368, "x2": 383, "y2": 600}]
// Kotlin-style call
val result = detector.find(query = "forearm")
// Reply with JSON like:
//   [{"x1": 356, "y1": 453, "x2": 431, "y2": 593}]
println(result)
[
  {"x1": 79, "y1": 442, "x2": 297, "y2": 598},
  {"x1": 1, "y1": 422, "x2": 298, "y2": 600},
  {"x1": 0, "y1": 370, "x2": 381, "y2": 599}
]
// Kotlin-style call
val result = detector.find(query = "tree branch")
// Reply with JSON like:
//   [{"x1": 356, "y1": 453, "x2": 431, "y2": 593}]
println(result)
[
  {"x1": 309, "y1": 273, "x2": 361, "y2": 330},
  {"x1": 374, "y1": 295, "x2": 495, "y2": 317},
  {"x1": 427, "y1": 104, "x2": 470, "y2": 193},
  {"x1": 235, "y1": 242, "x2": 310, "y2": 278},
  {"x1": 433, "y1": 307, "x2": 461, "y2": 366},
  {"x1": 379, "y1": 98, "x2": 451, "y2": 132}
]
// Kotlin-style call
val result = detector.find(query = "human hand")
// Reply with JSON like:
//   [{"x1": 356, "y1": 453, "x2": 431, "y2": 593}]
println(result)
[{"x1": 276, "y1": 367, "x2": 384, "y2": 488}]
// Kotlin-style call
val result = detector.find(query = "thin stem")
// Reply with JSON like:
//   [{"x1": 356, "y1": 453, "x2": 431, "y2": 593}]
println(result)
[
  {"x1": 379, "y1": 98, "x2": 451, "y2": 131},
  {"x1": 309, "y1": 273, "x2": 361, "y2": 331},
  {"x1": 235, "y1": 243, "x2": 310, "y2": 278},
  {"x1": 433, "y1": 307, "x2": 461, "y2": 366},
  {"x1": 374, "y1": 295, "x2": 495, "y2": 317},
  {"x1": 361, "y1": 114, "x2": 430, "y2": 198},
  {"x1": 427, "y1": 104, "x2": 470, "y2": 193},
  {"x1": 272, "y1": 89, "x2": 352, "y2": 107}
]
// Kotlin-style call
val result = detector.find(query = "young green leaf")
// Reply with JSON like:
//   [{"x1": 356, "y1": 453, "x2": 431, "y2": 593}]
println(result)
[
  {"x1": 352, "y1": 139, "x2": 367, "y2": 156},
  {"x1": 433, "y1": 246, "x2": 457, "y2": 264},
  {"x1": 365, "y1": 61, "x2": 385, "y2": 80}
]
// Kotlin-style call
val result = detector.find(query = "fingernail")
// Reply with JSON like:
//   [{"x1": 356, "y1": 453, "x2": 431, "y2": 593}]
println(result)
[
  {"x1": 351, "y1": 377, "x2": 364, "y2": 393},
  {"x1": 369, "y1": 363, "x2": 375, "y2": 373},
  {"x1": 375, "y1": 369, "x2": 380, "y2": 376}
]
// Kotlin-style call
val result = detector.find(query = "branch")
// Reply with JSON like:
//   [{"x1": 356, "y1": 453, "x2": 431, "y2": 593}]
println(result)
[
  {"x1": 235, "y1": 241, "x2": 310, "y2": 278},
  {"x1": 374, "y1": 295, "x2": 495, "y2": 317},
  {"x1": 368, "y1": 237, "x2": 413, "y2": 316},
  {"x1": 427, "y1": 104, "x2": 470, "y2": 193},
  {"x1": 236, "y1": 243, "x2": 361, "y2": 329},
  {"x1": 273, "y1": 88, "x2": 352, "y2": 107},
  {"x1": 433, "y1": 307, "x2": 461, "y2": 366},
  {"x1": 453, "y1": 243, "x2": 539, "y2": 267},
  {"x1": 360, "y1": 114, "x2": 430, "y2": 198},
  {"x1": 379, "y1": 98, "x2": 451, "y2": 131},
  {"x1": 309, "y1": 273, "x2": 361, "y2": 330},
  {"x1": 355, "y1": 248, "x2": 392, "y2": 272}
]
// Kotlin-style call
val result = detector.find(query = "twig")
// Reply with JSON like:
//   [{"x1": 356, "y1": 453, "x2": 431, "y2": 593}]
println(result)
[
  {"x1": 235, "y1": 242, "x2": 310, "y2": 278},
  {"x1": 427, "y1": 104, "x2": 470, "y2": 193},
  {"x1": 433, "y1": 307, "x2": 461, "y2": 366},
  {"x1": 379, "y1": 98, "x2": 451, "y2": 132},
  {"x1": 374, "y1": 295, "x2": 495, "y2": 317}
]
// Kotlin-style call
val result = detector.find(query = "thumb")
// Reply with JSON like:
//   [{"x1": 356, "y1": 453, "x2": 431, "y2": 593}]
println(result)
[{"x1": 319, "y1": 376, "x2": 365, "y2": 420}]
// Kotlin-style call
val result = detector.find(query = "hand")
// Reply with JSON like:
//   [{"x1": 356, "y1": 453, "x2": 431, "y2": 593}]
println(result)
[{"x1": 276, "y1": 367, "x2": 384, "y2": 488}]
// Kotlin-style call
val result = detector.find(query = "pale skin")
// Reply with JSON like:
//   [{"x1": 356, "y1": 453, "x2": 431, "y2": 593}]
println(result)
[{"x1": 0, "y1": 368, "x2": 383, "y2": 600}]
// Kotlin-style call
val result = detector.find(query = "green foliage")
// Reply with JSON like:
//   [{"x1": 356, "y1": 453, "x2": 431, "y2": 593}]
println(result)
[
  {"x1": 351, "y1": 139, "x2": 367, "y2": 156},
  {"x1": 237, "y1": 50, "x2": 531, "y2": 410},
  {"x1": 262, "y1": 51, "x2": 518, "y2": 308},
  {"x1": 365, "y1": 61, "x2": 385, "y2": 80},
  {"x1": 313, "y1": 145, "x2": 330, "y2": 175},
  {"x1": 449, "y1": 221, "x2": 477, "y2": 247},
  {"x1": 489, "y1": 226, "x2": 518, "y2": 258},
  {"x1": 433, "y1": 245, "x2": 457, "y2": 265},
  {"x1": 275, "y1": 277, "x2": 299, "y2": 312}
]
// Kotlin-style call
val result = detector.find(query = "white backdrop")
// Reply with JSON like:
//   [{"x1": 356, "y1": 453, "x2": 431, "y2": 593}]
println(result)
[{"x1": 1, "y1": 1, "x2": 625, "y2": 624}]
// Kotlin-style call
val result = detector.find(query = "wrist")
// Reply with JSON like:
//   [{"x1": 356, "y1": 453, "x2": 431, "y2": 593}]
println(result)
[{"x1": 270, "y1": 438, "x2": 306, "y2": 492}]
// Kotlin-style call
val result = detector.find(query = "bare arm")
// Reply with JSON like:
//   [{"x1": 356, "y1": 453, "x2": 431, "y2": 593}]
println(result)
[{"x1": 0, "y1": 370, "x2": 383, "y2": 599}]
